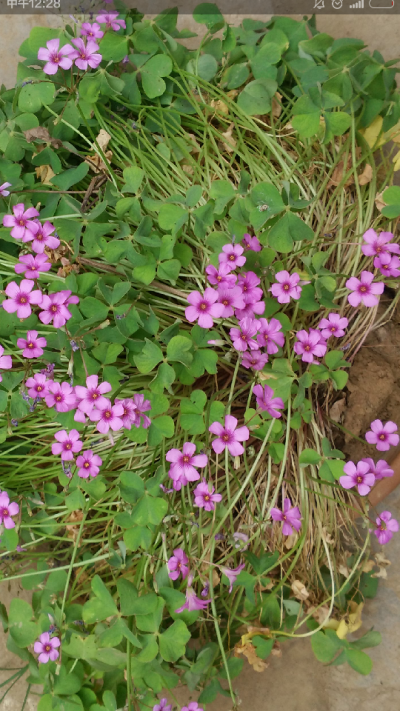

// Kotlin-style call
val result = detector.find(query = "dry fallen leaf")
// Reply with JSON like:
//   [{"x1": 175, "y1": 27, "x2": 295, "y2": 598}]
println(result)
[
  {"x1": 35, "y1": 164, "x2": 55, "y2": 185},
  {"x1": 321, "y1": 528, "x2": 335, "y2": 545},
  {"x1": 284, "y1": 532, "x2": 298, "y2": 549},
  {"x1": 360, "y1": 116, "x2": 384, "y2": 149},
  {"x1": 330, "y1": 398, "x2": 346, "y2": 423},
  {"x1": 234, "y1": 642, "x2": 269, "y2": 672},
  {"x1": 24, "y1": 126, "x2": 62, "y2": 148},
  {"x1": 375, "y1": 191, "x2": 386, "y2": 212},
  {"x1": 328, "y1": 159, "x2": 355, "y2": 189},
  {"x1": 362, "y1": 559, "x2": 375, "y2": 574},
  {"x1": 272, "y1": 92, "x2": 282, "y2": 119},
  {"x1": 66, "y1": 510, "x2": 84, "y2": 542},
  {"x1": 336, "y1": 601, "x2": 364, "y2": 639},
  {"x1": 85, "y1": 151, "x2": 113, "y2": 174},
  {"x1": 210, "y1": 98, "x2": 229, "y2": 115},
  {"x1": 358, "y1": 163, "x2": 373, "y2": 186},
  {"x1": 219, "y1": 123, "x2": 237, "y2": 153},
  {"x1": 308, "y1": 605, "x2": 336, "y2": 627},
  {"x1": 291, "y1": 580, "x2": 309, "y2": 601},
  {"x1": 372, "y1": 552, "x2": 391, "y2": 579}
]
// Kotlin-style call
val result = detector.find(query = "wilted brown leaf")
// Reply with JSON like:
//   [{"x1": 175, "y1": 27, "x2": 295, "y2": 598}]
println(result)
[
  {"x1": 66, "y1": 510, "x2": 84, "y2": 542},
  {"x1": 358, "y1": 163, "x2": 373, "y2": 186},
  {"x1": 210, "y1": 99, "x2": 229, "y2": 115},
  {"x1": 234, "y1": 642, "x2": 269, "y2": 672},
  {"x1": 372, "y1": 552, "x2": 391, "y2": 579},
  {"x1": 375, "y1": 191, "x2": 386, "y2": 212},
  {"x1": 291, "y1": 580, "x2": 309, "y2": 601},
  {"x1": 24, "y1": 126, "x2": 62, "y2": 148},
  {"x1": 219, "y1": 123, "x2": 237, "y2": 153},
  {"x1": 85, "y1": 151, "x2": 113, "y2": 174},
  {"x1": 35, "y1": 164, "x2": 55, "y2": 185},
  {"x1": 328, "y1": 159, "x2": 355, "y2": 189},
  {"x1": 272, "y1": 93, "x2": 282, "y2": 118},
  {"x1": 330, "y1": 397, "x2": 346, "y2": 423}
]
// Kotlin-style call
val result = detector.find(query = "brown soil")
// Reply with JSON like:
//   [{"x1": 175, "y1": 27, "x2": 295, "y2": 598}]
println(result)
[{"x1": 334, "y1": 296, "x2": 400, "y2": 465}]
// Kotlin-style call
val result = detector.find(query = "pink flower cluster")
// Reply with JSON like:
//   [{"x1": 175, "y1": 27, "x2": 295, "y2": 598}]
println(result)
[
  {"x1": 37, "y1": 37, "x2": 102, "y2": 75},
  {"x1": 362, "y1": 229, "x2": 400, "y2": 278}
]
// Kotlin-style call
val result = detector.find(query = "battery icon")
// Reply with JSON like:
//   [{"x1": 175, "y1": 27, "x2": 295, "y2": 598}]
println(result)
[{"x1": 369, "y1": 0, "x2": 394, "y2": 6}]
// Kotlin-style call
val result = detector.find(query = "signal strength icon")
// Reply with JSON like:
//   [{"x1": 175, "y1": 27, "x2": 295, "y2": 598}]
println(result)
[{"x1": 349, "y1": 0, "x2": 364, "y2": 6}]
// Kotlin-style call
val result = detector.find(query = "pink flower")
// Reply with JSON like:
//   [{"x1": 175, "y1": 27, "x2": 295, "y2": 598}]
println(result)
[
  {"x1": 3, "y1": 203, "x2": 39, "y2": 240},
  {"x1": 270, "y1": 271, "x2": 301, "y2": 304},
  {"x1": 233, "y1": 532, "x2": 249, "y2": 550},
  {"x1": 52, "y1": 429, "x2": 82, "y2": 461},
  {"x1": 346, "y1": 271, "x2": 384, "y2": 308},
  {"x1": 270, "y1": 497, "x2": 302, "y2": 536},
  {"x1": 242, "y1": 234, "x2": 261, "y2": 252},
  {"x1": 75, "y1": 374, "x2": 112, "y2": 414},
  {"x1": 89, "y1": 399, "x2": 124, "y2": 434},
  {"x1": 96, "y1": 11, "x2": 126, "y2": 31},
  {"x1": 34, "y1": 632, "x2": 60, "y2": 664},
  {"x1": 218, "y1": 243, "x2": 246, "y2": 270},
  {"x1": 238, "y1": 271, "x2": 263, "y2": 304},
  {"x1": 0, "y1": 182, "x2": 11, "y2": 197},
  {"x1": 220, "y1": 563, "x2": 246, "y2": 592},
  {"x1": 24, "y1": 220, "x2": 60, "y2": 253},
  {"x1": 318, "y1": 313, "x2": 348, "y2": 339},
  {"x1": 205, "y1": 263, "x2": 237, "y2": 288},
  {"x1": 76, "y1": 450, "x2": 102, "y2": 478},
  {"x1": 375, "y1": 254, "x2": 400, "y2": 278},
  {"x1": 17, "y1": 330, "x2": 47, "y2": 358},
  {"x1": 0, "y1": 345, "x2": 12, "y2": 383},
  {"x1": 0, "y1": 491, "x2": 19, "y2": 529},
  {"x1": 209, "y1": 415, "x2": 249, "y2": 456},
  {"x1": 37, "y1": 38, "x2": 73, "y2": 74},
  {"x1": 185, "y1": 288, "x2": 224, "y2": 329},
  {"x1": 45, "y1": 381, "x2": 76, "y2": 412},
  {"x1": 241, "y1": 350, "x2": 269, "y2": 371},
  {"x1": 253, "y1": 384, "x2": 284, "y2": 418},
  {"x1": 167, "y1": 548, "x2": 189, "y2": 580},
  {"x1": 70, "y1": 38, "x2": 102, "y2": 70},
  {"x1": 116, "y1": 398, "x2": 138, "y2": 429},
  {"x1": 361, "y1": 458, "x2": 394, "y2": 481},
  {"x1": 2, "y1": 280, "x2": 42, "y2": 319},
  {"x1": 361, "y1": 229, "x2": 399, "y2": 259},
  {"x1": 193, "y1": 479, "x2": 222, "y2": 511},
  {"x1": 294, "y1": 329, "x2": 327, "y2": 363},
  {"x1": 39, "y1": 291, "x2": 78, "y2": 328},
  {"x1": 132, "y1": 394, "x2": 151, "y2": 428},
  {"x1": 15, "y1": 253, "x2": 51, "y2": 279},
  {"x1": 234, "y1": 300, "x2": 265, "y2": 320},
  {"x1": 230, "y1": 317, "x2": 259, "y2": 352},
  {"x1": 216, "y1": 286, "x2": 245, "y2": 317},
  {"x1": 256, "y1": 317, "x2": 285, "y2": 353},
  {"x1": 26, "y1": 373, "x2": 49, "y2": 399},
  {"x1": 373, "y1": 510, "x2": 399, "y2": 545},
  {"x1": 153, "y1": 700, "x2": 172, "y2": 711},
  {"x1": 80, "y1": 22, "x2": 104, "y2": 39},
  {"x1": 182, "y1": 703, "x2": 203, "y2": 711},
  {"x1": 166, "y1": 442, "x2": 208, "y2": 490},
  {"x1": 365, "y1": 419, "x2": 399, "y2": 451},
  {"x1": 340, "y1": 460, "x2": 375, "y2": 495},
  {"x1": 175, "y1": 577, "x2": 211, "y2": 614}
]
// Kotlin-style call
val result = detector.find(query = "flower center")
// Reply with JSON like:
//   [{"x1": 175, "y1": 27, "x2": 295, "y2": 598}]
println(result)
[
  {"x1": 379, "y1": 434, "x2": 386, "y2": 440},
  {"x1": 200, "y1": 303, "x2": 207, "y2": 311},
  {"x1": 84, "y1": 462, "x2": 90, "y2": 468},
  {"x1": 80, "y1": 53, "x2": 86, "y2": 59},
  {"x1": 53, "y1": 55, "x2": 60, "y2": 63},
  {"x1": 222, "y1": 434, "x2": 229, "y2": 442},
  {"x1": 104, "y1": 411, "x2": 111, "y2": 419},
  {"x1": 44, "y1": 644, "x2": 51, "y2": 652},
  {"x1": 27, "y1": 342, "x2": 34, "y2": 348},
  {"x1": 36, "y1": 233, "x2": 43, "y2": 241},
  {"x1": 330, "y1": 327, "x2": 336, "y2": 332},
  {"x1": 229, "y1": 255, "x2": 235, "y2": 261},
  {"x1": 283, "y1": 284, "x2": 290, "y2": 291},
  {"x1": 356, "y1": 475, "x2": 363, "y2": 483},
  {"x1": 37, "y1": 386, "x2": 42, "y2": 392},
  {"x1": 2, "y1": 508, "x2": 9, "y2": 517},
  {"x1": 376, "y1": 246, "x2": 382, "y2": 253},
  {"x1": 360, "y1": 285, "x2": 367, "y2": 293},
  {"x1": 65, "y1": 443, "x2": 72, "y2": 450},
  {"x1": 204, "y1": 495, "x2": 210, "y2": 501},
  {"x1": 240, "y1": 334, "x2": 247, "y2": 340},
  {"x1": 304, "y1": 345, "x2": 311, "y2": 351},
  {"x1": 50, "y1": 305, "x2": 58, "y2": 313},
  {"x1": 243, "y1": 286, "x2": 247, "y2": 291},
  {"x1": 379, "y1": 521, "x2": 387, "y2": 531},
  {"x1": 223, "y1": 299, "x2": 229, "y2": 306},
  {"x1": 55, "y1": 396, "x2": 62, "y2": 402},
  {"x1": 183, "y1": 456, "x2": 189, "y2": 463},
  {"x1": 217, "y1": 276, "x2": 222, "y2": 282},
  {"x1": 282, "y1": 515, "x2": 287, "y2": 520},
  {"x1": 19, "y1": 220, "x2": 25, "y2": 226},
  {"x1": 19, "y1": 296, "x2": 27, "y2": 304}
]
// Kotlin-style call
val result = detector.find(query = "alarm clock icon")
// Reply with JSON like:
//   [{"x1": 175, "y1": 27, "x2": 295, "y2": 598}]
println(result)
[{"x1": 332, "y1": 0, "x2": 343, "y2": 6}]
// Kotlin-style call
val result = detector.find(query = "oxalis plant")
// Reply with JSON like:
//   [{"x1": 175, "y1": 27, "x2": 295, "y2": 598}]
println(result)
[{"x1": 1, "y1": 4, "x2": 400, "y2": 710}]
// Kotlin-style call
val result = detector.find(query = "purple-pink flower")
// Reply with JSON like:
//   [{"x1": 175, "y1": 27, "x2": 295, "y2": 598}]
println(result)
[
  {"x1": 0, "y1": 491, "x2": 19, "y2": 529},
  {"x1": 234, "y1": 299, "x2": 265, "y2": 320},
  {"x1": 2, "y1": 280, "x2": 42, "y2": 320},
  {"x1": 37, "y1": 38, "x2": 73, "y2": 74},
  {"x1": 361, "y1": 458, "x2": 394, "y2": 481},
  {"x1": 76, "y1": 450, "x2": 102, "y2": 478},
  {"x1": 242, "y1": 234, "x2": 261, "y2": 252},
  {"x1": 45, "y1": 381, "x2": 76, "y2": 412},
  {"x1": 75, "y1": 374, "x2": 112, "y2": 414},
  {"x1": 52, "y1": 430, "x2": 82, "y2": 461},
  {"x1": 361, "y1": 229, "x2": 399, "y2": 260},
  {"x1": 116, "y1": 398, "x2": 138, "y2": 429},
  {"x1": 185, "y1": 288, "x2": 224, "y2": 329},
  {"x1": 230, "y1": 317, "x2": 259, "y2": 352},
  {"x1": 132, "y1": 394, "x2": 151, "y2": 428},
  {"x1": 25, "y1": 220, "x2": 60, "y2": 253},
  {"x1": 216, "y1": 286, "x2": 245, "y2": 317},
  {"x1": 205, "y1": 263, "x2": 237, "y2": 288},
  {"x1": 166, "y1": 442, "x2": 208, "y2": 490},
  {"x1": 70, "y1": 39, "x2": 102, "y2": 70},
  {"x1": 270, "y1": 497, "x2": 302, "y2": 536},
  {"x1": 365, "y1": 419, "x2": 399, "y2": 451},
  {"x1": 15, "y1": 253, "x2": 51, "y2": 279},
  {"x1": 0, "y1": 345, "x2": 12, "y2": 383},
  {"x1": 96, "y1": 11, "x2": 126, "y2": 31},
  {"x1": 220, "y1": 563, "x2": 246, "y2": 592},
  {"x1": 253, "y1": 384, "x2": 284, "y2": 418},
  {"x1": 0, "y1": 182, "x2": 11, "y2": 197},
  {"x1": 3, "y1": 203, "x2": 39, "y2": 240},
  {"x1": 241, "y1": 350, "x2": 269, "y2": 371},
  {"x1": 294, "y1": 328, "x2": 327, "y2": 363},
  {"x1": 218, "y1": 243, "x2": 246, "y2": 271},
  {"x1": 167, "y1": 548, "x2": 189, "y2": 581},
  {"x1": 346, "y1": 271, "x2": 384, "y2": 308},
  {"x1": 256, "y1": 317, "x2": 285, "y2": 353},
  {"x1": 153, "y1": 699, "x2": 172, "y2": 711},
  {"x1": 238, "y1": 271, "x2": 263, "y2": 305},
  {"x1": 80, "y1": 21, "x2": 104, "y2": 40},
  {"x1": 270, "y1": 271, "x2": 301, "y2": 304},
  {"x1": 181, "y1": 704, "x2": 203, "y2": 711},
  {"x1": 209, "y1": 415, "x2": 250, "y2": 456},
  {"x1": 318, "y1": 313, "x2": 348, "y2": 339},
  {"x1": 175, "y1": 575, "x2": 211, "y2": 614},
  {"x1": 375, "y1": 254, "x2": 400, "y2": 278},
  {"x1": 17, "y1": 330, "x2": 47, "y2": 359},
  {"x1": 34, "y1": 632, "x2": 60, "y2": 664},
  {"x1": 193, "y1": 479, "x2": 222, "y2": 511},
  {"x1": 89, "y1": 399, "x2": 124, "y2": 434},
  {"x1": 373, "y1": 510, "x2": 399, "y2": 545},
  {"x1": 339, "y1": 460, "x2": 375, "y2": 495},
  {"x1": 39, "y1": 290, "x2": 77, "y2": 329},
  {"x1": 26, "y1": 373, "x2": 49, "y2": 399}
]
